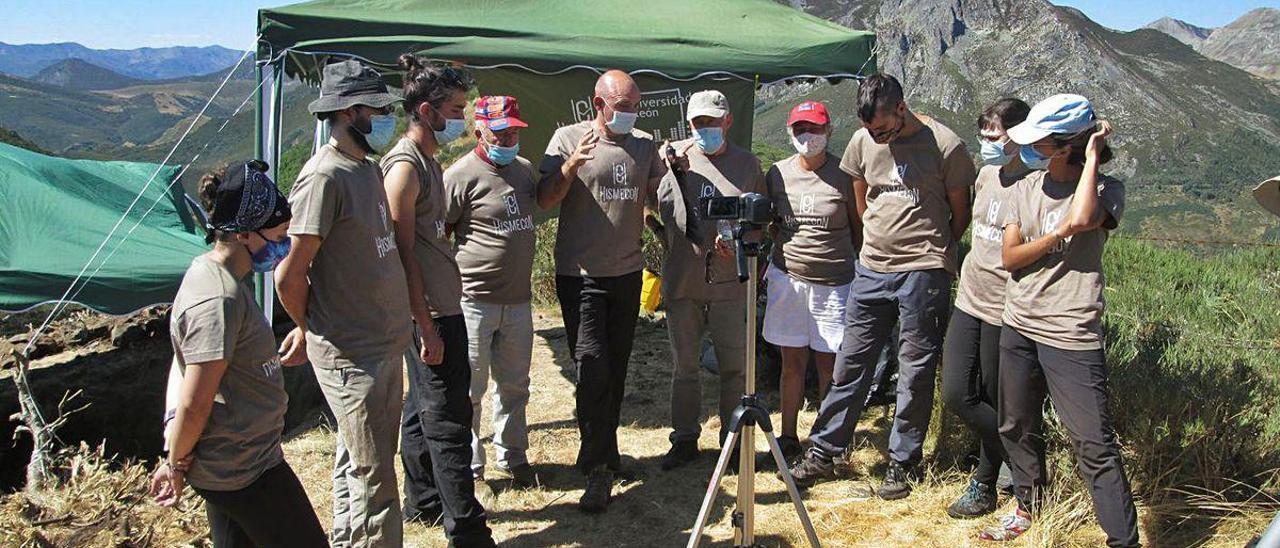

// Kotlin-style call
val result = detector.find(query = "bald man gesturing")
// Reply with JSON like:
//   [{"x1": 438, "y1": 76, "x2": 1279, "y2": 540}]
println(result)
[{"x1": 539, "y1": 70, "x2": 666, "y2": 513}]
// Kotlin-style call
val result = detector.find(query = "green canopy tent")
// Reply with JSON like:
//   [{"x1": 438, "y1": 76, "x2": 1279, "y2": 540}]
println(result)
[
  {"x1": 0, "y1": 142, "x2": 207, "y2": 315},
  {"x1": 251, "y1": 0, "x2": 875, "y2": 315},
  {"x1": 253, "y1": 0, "x2": 876, "y2": 171}
]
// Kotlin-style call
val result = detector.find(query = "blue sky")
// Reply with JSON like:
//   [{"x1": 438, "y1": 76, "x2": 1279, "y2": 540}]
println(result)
[{"x1": 0, "y1": 0, "x2": 1277, "y2": 50}]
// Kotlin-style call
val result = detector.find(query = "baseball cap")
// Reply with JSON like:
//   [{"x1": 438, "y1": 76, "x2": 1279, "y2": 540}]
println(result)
[
  {"x1": 686, "y1": 90, "x2": 729, "y2": 121},
  {"x1": 787, "y1": 101, "x2": 830, "y2": 127},
  {"x1": 1253, "y1": 176, "x2": 1280, "y2": 218},
  {"x1": 1007, "y1": 94, "x2": 1097, "y2": 145},
  {"x1": 474, "y1": 95, "x2": 528, "y2": 131},
  {"x1": 206, "y1": 160, "x2": 291, "y2": 242}
]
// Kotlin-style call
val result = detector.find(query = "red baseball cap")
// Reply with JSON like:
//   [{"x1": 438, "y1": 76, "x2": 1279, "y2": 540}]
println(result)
[
  {"x1": 787, "y1": 100, "x2": 830, "y2": 127},
  {"x1": 474, "y1": 95, "x2": 528, "y2": 131}
]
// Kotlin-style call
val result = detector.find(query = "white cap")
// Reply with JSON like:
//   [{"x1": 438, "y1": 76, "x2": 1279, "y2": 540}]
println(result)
[
  {"x1": 1254, "y1": 176, "x2": 1280, "y2": 218},
  {"x1": 686, "y1": 90, "x2": 729, "y2": 121}
]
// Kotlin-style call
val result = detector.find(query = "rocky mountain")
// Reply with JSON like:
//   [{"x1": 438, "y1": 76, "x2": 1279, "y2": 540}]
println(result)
[
  {"x1": 31, "y1": 59, "x2": 145, "y2": 91},
  {"x1": 1199, "y1": 8, "x2": 1280, "y2": 80},
  {"x1": 765, "y1": 0, "x2": 1280, "y2": 239},
  {"x1": 0, "y1": 42, "x2": 242, "y2": 81},
  {"x1": 1144, "y1": 16, "x2": 1214, "y2": 50}
]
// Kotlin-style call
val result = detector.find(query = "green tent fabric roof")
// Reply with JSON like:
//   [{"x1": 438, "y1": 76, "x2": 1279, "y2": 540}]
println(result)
[
  {"x1": 0, "y1": 142, "x2": 207, "y2": 315},
  {"x1": 258, "y1": 0, "x2": 876, "y2": 83}
]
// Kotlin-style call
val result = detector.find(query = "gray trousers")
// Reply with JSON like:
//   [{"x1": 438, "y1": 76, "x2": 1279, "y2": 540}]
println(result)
[
  {"x1": 667, "y1": 297, "x2": 747, "y2": 445},
  {"x1": 999, "y1": 327, "x2": 1139, "y2": 547},
  {"x1": 808, "y1": 263, "x2": 950, "y2": 465},
  {"x1": 462, "y1": 298, "x2": 534, "y2": 477},
  {"x1": 314, "y1": 353, "x2": 405, "y2": 548}
]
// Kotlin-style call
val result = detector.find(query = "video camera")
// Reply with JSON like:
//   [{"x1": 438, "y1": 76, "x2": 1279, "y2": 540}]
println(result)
[{"x1": 703, "y1": 193, "x2": 772, "y2": 226}]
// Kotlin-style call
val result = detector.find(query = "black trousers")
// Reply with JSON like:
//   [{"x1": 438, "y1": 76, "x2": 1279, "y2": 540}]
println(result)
[
  {"x1": 555, "y1": 272, "x2": 643, "y2": 473},
  {"x1": 941, "y1": 307, "x2": 1006, "y2": 485},
  {"x1": 193, "y1": 461, "x2": 328, "y2": 548},
  {"x1": 401, "y1": 315, "x2": 494, "y2": 547},
  {"x1": 998, "y1": 327, "x2": 1139, "y2": 548}
]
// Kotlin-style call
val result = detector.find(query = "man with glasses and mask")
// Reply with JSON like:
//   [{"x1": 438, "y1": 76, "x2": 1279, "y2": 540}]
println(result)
[
  {"x1": 538, "y1": 69, "x2": 666, "y2": 513},
  {"x1": 276, "y1": 59, "x2": 414, "y2": 547},
  {"x1": 788, "y1": 73, "x2": 976, "y2": 503},
  {"x1": 442, "y1": 96, "x2": 539, "y2": 490},
  {"x1": 651, "y1": 90, "x2": 763, "y2": 472}
]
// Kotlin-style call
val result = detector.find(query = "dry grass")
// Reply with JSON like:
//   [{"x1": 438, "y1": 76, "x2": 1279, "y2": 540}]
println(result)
[{"x1": 0, "y1": 310, "x2": 1274, "y2": 547}]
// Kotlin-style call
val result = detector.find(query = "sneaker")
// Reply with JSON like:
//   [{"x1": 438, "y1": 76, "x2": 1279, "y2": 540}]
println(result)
[
  {"x1": 947, "y1": 479, "x2": 997, "y2": 519},
  {"x1": 578, "y1": 466, "x2": 613, "y2": 513},
  {"x1": 757, "y1": 435, "x2": 803, "y2": 470},
  {"x1": 661, "y1": 440, "x2": 700, "y2": 471},
  {"x1": 978, "y1": 508, "x2": 1032, "y2": 542},
  {"x1": 784, "y1": 448, "x2": 837, "y2": 488},
  {"x1": 504, "y1": 463, "x2": 536, "y2": 489},
  {"x1": 996, "y1": 463, "x2": 1014, "y2": 496},
  {"x1": 877, "y1": 461, "x2": 916, "y2": 500}
]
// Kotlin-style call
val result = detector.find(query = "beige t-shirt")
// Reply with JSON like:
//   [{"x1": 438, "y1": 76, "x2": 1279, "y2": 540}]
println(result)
[
  {"x1": 444, "y1": 150, "x2": 538, "y2": 304},
  {"x1": 169, "y1": 255, "x2": 285, "y2": 491},
  {"x1": 288, "y1": 141, "x2": 413, "y2": 366},
  {"x1": 840, "y1": 116, "x2": 976, "y2": 274},
  {"x1": 657, "y1": 141, "x2": 765, "y2": 302},
  {"x1": 540, "y1": 121, "x2": 666, "y2": 277},
  {"x1": 954, "y1": 165, "x2": 1027, "y2": 326},
  {"x1": 1001, "y1": 170, "x2": 1126, "y2": 351},
  {"x1": 381, "y1": 137, "x2": 464, "y2": 318},
  {"x1": 766, "y1": 153, "x2": 858, "y2": 286}
]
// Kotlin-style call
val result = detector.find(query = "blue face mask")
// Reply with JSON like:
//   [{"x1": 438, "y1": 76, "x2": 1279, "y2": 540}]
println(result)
[
  {"x1": 250, "y1": 233, "x2": 291, "y2": 273},
  {"x1": 980, "y1": 139, "x2": 1013, "y2": 166},
  {"x1": 486, "y1": 142, "x2": 521, "y2": 166},
  {"x1": 366, "y1": 114, "x2": 398, "y2": 151},
  {"x1": 605, "y1": 110, "x2": 639, "y2": 134},
  {"x1": 694, "y1": 127, "x2": 725, "y2": 154},
  {"x1": 1020, "y1": 145, "x2": 1051, "y2": 170},
  {"x1": 433, "y1": 116, "x2": 466, "y2": 145}
]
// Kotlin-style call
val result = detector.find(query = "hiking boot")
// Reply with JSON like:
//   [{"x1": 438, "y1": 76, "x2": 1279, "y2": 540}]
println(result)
[
  {"x1": 578, "y1": 466, "x2": 613, "y2": 513},
  {"x1": 757, "y1": 435, "x2": 803, "y2": 470},
  {"x1": 876, "y1": 461, "x2": 916, "y2": 500},
  {"x1": 783, "y1": 448, "x2": 837, "y2": 488},
  {"x1": 978, "y1": 508, "x2": 1032, "y2": 542},
  {"x1": 661, "y1": 440, "x2": 700, "y2": 471},
  {"x1": 504, "y1": 463, "x2": 536, "y2": 489},
  {"x1": 947, "y1": 479, "x2": 998, "y2": 519}
]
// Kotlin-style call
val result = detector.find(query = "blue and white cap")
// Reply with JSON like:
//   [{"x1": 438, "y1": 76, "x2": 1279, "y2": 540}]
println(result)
[{"x1": 1007, "y1": 94, "x2": 1096, "y2": 145}]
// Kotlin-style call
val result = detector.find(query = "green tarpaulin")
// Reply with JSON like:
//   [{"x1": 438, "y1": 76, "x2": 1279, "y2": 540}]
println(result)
[
  {"x1": 258, "y1": 0, "x2": 876, "y2": 84},
  {"x1": 0, "y1": 142, "x2": 207, "y2": 315}
]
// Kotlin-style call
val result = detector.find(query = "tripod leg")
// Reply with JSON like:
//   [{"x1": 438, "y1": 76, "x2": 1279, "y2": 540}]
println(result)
[
  {"x1": 687, "y1": 430, "x2": 740, "y2": 548},
  {"x1": 766, "y1": 433, "x2": 822, "y2": 548}
]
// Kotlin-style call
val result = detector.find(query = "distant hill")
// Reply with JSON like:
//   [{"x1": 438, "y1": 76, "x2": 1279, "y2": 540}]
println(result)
[
  {"x1": 1143, "y1": 17, "x2": 1214, "y2": 49},
  {"x1": 1199, "y1": 8, "x2": 1280, "y2": 81},
  {"x1": 0, "y1": 42, "x2": 242, "y2": 80},
  {"x1": 0, "y1": 127, "x2": 46, "y2": 154},
  {"x1": 1144, "y1": 9, "x2": 1280, "y2": 81},
  {"x1": 31, "y1": 59, "x2": 145, "y2": 91}
]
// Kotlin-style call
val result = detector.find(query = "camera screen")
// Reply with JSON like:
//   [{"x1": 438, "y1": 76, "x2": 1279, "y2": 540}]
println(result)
[{"x1": 705, "y1": 197, "x2": 739, "y2": 220}]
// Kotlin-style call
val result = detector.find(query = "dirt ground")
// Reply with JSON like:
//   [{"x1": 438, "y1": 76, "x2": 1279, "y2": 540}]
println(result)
[{"x1": 0, "y1": 309, "x2": 1270, "y2": 547}]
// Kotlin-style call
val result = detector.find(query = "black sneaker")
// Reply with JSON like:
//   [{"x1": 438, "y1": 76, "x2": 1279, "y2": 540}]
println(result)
[
  {"x1": 784, "y1": 448, "x2": 837, "y2": 488},
  {"x1": 877, "y1": 461, "x2": 916, "y2": 500},
  {"x1": 504, "y1": 463, "x2": 537, "y2": 489},
  {"x1": 947, "y1": 478, "x2": 997, "y2": 518},
  {"x1": 661, "y1": 440, "x2": 700, "y2": 471},
  {"x1": 579, "y1": 466, "x2": 613, "y2": 513},
  {"x1": 757, "y1": 435, "x2": 803, "y2": 470}
]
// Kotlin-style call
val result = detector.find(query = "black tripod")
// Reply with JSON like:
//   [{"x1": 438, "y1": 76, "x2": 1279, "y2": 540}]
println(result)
[{"x1": 687, "y1": 222, "x2": 821, "y2": 548}]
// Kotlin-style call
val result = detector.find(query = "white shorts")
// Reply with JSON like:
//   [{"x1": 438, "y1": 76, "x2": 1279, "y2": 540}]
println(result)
[{"x1": 762, "y1": 264, "x2": 850, "y2": 353}]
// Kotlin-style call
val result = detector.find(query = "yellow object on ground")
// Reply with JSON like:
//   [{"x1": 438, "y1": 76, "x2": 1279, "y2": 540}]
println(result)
[{"x1": 640, "y1": 269, "x2": 662, "y2": 313}]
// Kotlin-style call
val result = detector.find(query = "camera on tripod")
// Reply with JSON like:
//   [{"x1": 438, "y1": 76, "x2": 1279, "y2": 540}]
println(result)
[{"x1": 703, "y1": 193, "x2": 771, "y2": 226}]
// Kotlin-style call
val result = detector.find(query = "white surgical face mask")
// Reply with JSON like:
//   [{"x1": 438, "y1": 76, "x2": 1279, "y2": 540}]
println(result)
[
  {"x1": 433, "y1": 117, "x2": 466, "y2": 144},
  {"x1": 790, "y1": 131, "x2": 827, "y2": 158},
  {"x1": 606, "y1": 110, "x2": 639, "y2": 134}
]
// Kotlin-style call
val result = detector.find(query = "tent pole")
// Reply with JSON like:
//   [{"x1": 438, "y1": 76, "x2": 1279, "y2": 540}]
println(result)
[
  {"x1": 253, "y1": 58, "x2": 267, "y2": 314},
  {"x1": 261, "y1": 59, "x2": 285, "y2": 326}
]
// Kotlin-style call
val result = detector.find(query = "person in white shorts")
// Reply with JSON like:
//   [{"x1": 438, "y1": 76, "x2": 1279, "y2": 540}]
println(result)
[{"x1": 762, "y1": 100, "x2": 858, "y2": 464}]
